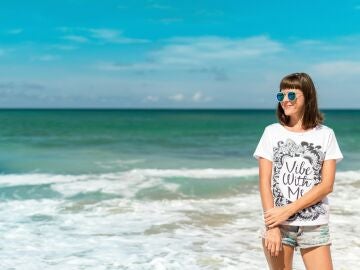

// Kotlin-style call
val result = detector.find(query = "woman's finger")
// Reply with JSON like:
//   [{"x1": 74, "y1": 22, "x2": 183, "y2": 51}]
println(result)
[
  {"x1": 274, "y1": 246, "x2": 279, "y2": 257},
  {"x1": 274, "y1": 241, "x2": 282, "y2": 256},
  {"x1": 271, "y1": 242, "x2": 276, "y2": 257},
  {"x1": 268, "y1": 221, "x2": 280, "y2": 229},
  {"x1": 264, "y1": 211, "x2": 274, "y2": 219},
  {"x1": 267, "y1": 242, "x2": 272, "y2": 255},
  {"x1": 265, "y1": 218, "x2": 271, "y2": 225},
  {"x1": 264, "y1": 238, "x2": 268, "y2": 249},
  {"x1": 265, "y1": 218, "x2": 275, "y2": 227}
]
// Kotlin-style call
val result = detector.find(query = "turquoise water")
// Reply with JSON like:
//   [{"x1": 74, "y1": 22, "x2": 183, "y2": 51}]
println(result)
[
  {"x1": 0, "y1": 109, "x2": 359, "y2": 269},
  {"x1": 0, "y1": 109, "x2": 357, "y2": 174}
]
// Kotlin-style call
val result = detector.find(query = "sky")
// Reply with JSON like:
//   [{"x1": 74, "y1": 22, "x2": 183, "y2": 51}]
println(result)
[{"x1": 1, "y1": 0, "x2": 360, "y2": 109}]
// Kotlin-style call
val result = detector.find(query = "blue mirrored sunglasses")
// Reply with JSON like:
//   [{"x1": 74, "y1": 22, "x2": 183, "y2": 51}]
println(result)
[{"x1": 276, "y1": 91, "x2": 297, "y2": 102}]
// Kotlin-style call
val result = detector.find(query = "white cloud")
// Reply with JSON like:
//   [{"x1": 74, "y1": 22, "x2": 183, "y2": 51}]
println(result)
[
  {"x1": 149, "y1": 4, "x2": 172, "y2": 9},
  {"x1": 7, "y1": 31, "x2": 360, "y2": 108},
  {"x1": 192, "y1": 91, "x2": 212, "y2": 102},
  {"x1": 147, "y1": 1, "x2": 173, "y2": 10},
  {"x1": 89, "y1": 29, "x2": 119, "y2": 40},
  {"x1": 59, "y1": 27, "x2": 148, "y2": 44},
  {"x1": 88, "y1": 28, "x2": 148, "y2": 44},
  {"x1": 311, "y1": 61, "x2": 360, "y2": 76},
  {"x1": 0, "y1": 81, "x2": 46, "y2": 99},
  {"x1": 51, "y1": 44, "x2": 77, "y2": 51},
  {"x1": 62, "y1": 35, "x2": 89, "y2": 43},
  {"x1": 7, "y1": 28, "x2": 23, "y2": 35},
  {"x1": 144, "y1": 95, "x2": 159, "y2": 102},
  {"x1": 94, "y1": 61, "x2": 160, "y2": 71},
  {"x1": 292, "y1": 37, "x2": 359, "y2": 53},
  {"x1": 195, "y1": 9, "x2": 224, "y2": 17},
  {"x1": 95, "y1": 35, "x2": 283, "y2": 73},
  {"x1": 0, "y1": 48, "x2": 17, "y2": 57},
  {"x1": 294, "y1": 39, "x2": 324, "y2": 47},
  {"x1": 152, "y1": 35, "x2": 283, "y2": 66},
  {"x1": 169, "y1": 93, "x2": 185, "y2": 101},
  {"x1": 95, "y1": 62, "x2": 123, "y2": 71},
  {"x1": 192, "y1": 91, "x2": 202, "y2": 101},
  {"x1": 155, "y1": 18, "x2": 183, "y2": 24},
  {"x1": 31, "y1": 54, "x2": 60, "y2": 62},
  {"x1": 56, "y1": 27, "x2": 71, "y2": 32}
]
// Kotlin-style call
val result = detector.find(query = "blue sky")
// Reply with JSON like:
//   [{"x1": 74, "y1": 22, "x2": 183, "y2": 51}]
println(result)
[{"x1": 1, "y1": 0, "x2": 360, "y2": 108}]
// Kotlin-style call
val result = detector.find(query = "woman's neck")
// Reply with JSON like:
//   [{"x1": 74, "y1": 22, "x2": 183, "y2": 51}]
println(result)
[{"x1": 288, "y1": 114, "x2": 304, "y2": 131}]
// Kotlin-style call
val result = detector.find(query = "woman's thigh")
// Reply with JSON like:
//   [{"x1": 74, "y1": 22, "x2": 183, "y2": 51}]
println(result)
[
  {"x1": 262, "y1": 239, "x2": 294, "y2": 270},
  {"x1": 300, "y1": 245, "x2": 333, "y2": 270}
]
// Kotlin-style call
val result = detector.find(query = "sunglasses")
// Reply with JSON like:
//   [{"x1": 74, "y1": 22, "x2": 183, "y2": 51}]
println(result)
[{"x1": 276, "y1": 91, "x2": 300, "y2": 102}]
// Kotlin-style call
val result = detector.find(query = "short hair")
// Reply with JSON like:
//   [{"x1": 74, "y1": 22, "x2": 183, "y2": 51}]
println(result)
[{"x1": 276, "y1": 72, "x2": 323, "y2": 129}]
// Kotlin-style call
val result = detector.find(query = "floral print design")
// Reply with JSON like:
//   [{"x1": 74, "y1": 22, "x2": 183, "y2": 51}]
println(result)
[{"x1": 273, "y1": 139, "x2": 326, "y2": 222}]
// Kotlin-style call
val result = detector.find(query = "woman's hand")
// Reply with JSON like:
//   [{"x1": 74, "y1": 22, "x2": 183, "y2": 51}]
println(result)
[
  {"x1": 264, "y1": 206, "x2": 294, "y2": 228},
  {"x1": 264, "y1": 227, "x2": 282, "y2": 257}
]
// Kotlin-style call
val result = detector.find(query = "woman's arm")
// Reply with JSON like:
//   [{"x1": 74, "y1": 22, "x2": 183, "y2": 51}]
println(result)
[
  {"x1": 264, "y1": 159, "x2": 337, "y2": 228},
  {"x1": 258, "y1": 157, "x2": 274, "y2": 212},
  {"x1": 258, "y1": 157, "x2": 282, "y2": 257}
]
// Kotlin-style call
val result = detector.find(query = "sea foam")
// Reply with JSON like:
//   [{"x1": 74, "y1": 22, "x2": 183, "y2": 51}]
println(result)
[{"x1": 0, "y1": 169, "x2": 359, "y2": 269}]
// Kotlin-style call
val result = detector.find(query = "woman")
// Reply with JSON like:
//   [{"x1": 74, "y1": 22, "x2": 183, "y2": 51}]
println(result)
[{"x1": 253, "y1": 72, "x2": 343, "y2": 270}]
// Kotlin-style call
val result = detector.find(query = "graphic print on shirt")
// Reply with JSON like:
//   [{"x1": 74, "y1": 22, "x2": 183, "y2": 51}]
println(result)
[{"x1": 272, "y1": 139, "x2": 326, "y2": 222}]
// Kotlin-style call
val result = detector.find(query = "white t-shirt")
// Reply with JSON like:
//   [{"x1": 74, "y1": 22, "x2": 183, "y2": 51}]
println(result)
[{"x1": 253, "y1": 123, "x2": 343, "y2": 226}]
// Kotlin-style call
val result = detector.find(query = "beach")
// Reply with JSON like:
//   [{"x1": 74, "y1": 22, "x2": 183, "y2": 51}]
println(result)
[{"x1": 0, "y1": 109, "x2": 359, "y2": 269}]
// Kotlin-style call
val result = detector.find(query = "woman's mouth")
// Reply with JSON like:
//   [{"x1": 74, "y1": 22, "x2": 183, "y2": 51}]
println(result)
[{"x1": 283, "y1": 105, "x2": 293, "y2": 109}]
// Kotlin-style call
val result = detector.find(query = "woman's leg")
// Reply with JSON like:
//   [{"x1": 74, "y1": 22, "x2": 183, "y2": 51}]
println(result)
[
  {"x1": 262, "y1": 239, "x2": 294, "y2": 270},
  {"x1": 300, "y1": 245, "x2": 333, "y2": 270}
]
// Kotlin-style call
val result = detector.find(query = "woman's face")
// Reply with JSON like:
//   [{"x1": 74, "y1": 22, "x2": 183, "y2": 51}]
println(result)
[{"x1": 279, "y1": 88, "x2": 305, "y2": 117}]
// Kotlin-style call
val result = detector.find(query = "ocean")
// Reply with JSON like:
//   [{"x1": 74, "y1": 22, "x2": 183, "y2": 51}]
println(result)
[{"x1": 0, "y1": 109, "x2": 359, "y2": 269}]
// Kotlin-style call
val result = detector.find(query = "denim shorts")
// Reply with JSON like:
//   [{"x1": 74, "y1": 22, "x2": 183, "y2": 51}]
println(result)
[{"x1": 260, "y1": 224, "x2": 331, "y2": 250}]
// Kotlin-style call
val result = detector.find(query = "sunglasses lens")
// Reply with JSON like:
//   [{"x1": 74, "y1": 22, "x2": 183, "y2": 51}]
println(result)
[
  {"x1": 288, "y1": 92, "x2": 296, "y2": 101},
  {"x1": 276, "y1": 92, "x2": 284, "y2": 102}
]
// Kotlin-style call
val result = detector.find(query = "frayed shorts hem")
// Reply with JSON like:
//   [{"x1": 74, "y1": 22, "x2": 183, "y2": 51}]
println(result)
[{"x1": 259, "y1": 224, "x2": 331, "y2": 250}]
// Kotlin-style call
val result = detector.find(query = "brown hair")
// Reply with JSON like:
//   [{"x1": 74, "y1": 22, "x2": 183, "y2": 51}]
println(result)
[{"x1": 276, "y1": 72, "x2": 324, "y2": 129}]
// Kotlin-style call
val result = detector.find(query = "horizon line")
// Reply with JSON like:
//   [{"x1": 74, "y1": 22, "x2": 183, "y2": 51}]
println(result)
[{"x1": 0, "y1": 107, "x2": 359, "y2": 110}]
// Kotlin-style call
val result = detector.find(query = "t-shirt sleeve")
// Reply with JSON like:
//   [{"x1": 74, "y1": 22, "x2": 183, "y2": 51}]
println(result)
[
  {"x1": 253, "y1": 126, "x2": 273, "y2": 162},
  {"x1": 324, "y1": 129, "x2": 343, "y2": 163}
]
